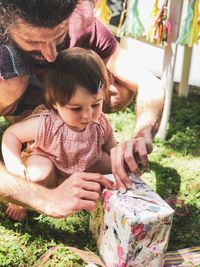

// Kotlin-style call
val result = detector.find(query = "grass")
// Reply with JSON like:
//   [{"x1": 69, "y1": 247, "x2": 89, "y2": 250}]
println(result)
[{"x1": 0, "y1": 87, "x2": 200, "y2": 265}]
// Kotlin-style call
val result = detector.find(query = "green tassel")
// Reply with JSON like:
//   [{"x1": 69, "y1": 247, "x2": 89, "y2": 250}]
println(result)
[
  {"x1": 177, "y1": 0, "x2": 194, "y2": 46},
  {"x1": 124, "y1": 0, "x2": 144, "y2": 38}
]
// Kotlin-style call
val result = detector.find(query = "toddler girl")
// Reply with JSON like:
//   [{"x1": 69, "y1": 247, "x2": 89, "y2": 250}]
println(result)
[{"x1": 2, "y1": 47, "x2": 117, "y2": 220}]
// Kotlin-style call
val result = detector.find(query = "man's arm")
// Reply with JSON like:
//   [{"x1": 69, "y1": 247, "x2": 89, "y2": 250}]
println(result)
[
  {"x1": 105, "y1": 43, "x2": 165, "y2": 190},
  {"x1": 0, "y1": 162, "x2": 115, "y2": 218}
]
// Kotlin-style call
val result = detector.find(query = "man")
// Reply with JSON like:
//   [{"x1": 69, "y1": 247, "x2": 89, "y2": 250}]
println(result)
[{"x1": 0, "y1": 0, "x2": 164, "y2": 213}]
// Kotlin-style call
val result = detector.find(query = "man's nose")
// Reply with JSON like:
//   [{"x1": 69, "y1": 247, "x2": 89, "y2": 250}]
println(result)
[{"x1": 40, "y1": 42, "x2": 58, "y2": 62}]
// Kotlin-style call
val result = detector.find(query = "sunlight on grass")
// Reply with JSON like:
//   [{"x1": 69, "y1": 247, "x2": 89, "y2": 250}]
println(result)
[{"x1": 108, "y1": 107, "x2": 135, "y2": 142}]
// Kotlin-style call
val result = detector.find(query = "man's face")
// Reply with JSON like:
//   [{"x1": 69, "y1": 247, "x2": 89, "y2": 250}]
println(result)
[{"x1": 8, "y1": 18, "x2": 69, "y2": 63}]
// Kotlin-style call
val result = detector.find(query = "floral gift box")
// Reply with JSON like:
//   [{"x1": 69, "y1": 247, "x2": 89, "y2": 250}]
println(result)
[{"x1": 90, "y1": 174, "x2": 174, "y2": 267}]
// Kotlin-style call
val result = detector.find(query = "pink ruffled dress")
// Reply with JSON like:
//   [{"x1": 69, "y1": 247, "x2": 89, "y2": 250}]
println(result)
[{"x1": 23, "y1": 106, "x2": 114, "y2": 176}]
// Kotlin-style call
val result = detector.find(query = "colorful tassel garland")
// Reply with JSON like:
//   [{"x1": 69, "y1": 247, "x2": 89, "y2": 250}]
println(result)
[
  {"x1": 124, "y1": 0, "x2": 145, "y2": 38},
  {"x1": 177, "y1": 0, "x2": 195, "y2": 46},
  {"x1": 115, "y1": 0, "x2": 200, "y2": 47},
  {"x1": 94, "y1": 0, "x2": 112, "y2": 25},
  {"x1": 117, "y1": 0, "x2": 171, "y2": 45}
]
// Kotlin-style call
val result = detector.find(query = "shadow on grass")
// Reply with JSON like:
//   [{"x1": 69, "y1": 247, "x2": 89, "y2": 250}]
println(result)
[
  {"x1": 0, "y1": 205, "x2": 93, "y2": 249},
  {"x1": 165, "y1": 91, "x2": 200, "y2": 157},
  {"x1": 149, "y1": 161, "x2": 200, "y2": 251},
  {"x1": 168, "y1": 203, "x2": 200, "y2": 251},
  {"x1": 149, "y1": 161, "x2": 181, "y2": 199}
]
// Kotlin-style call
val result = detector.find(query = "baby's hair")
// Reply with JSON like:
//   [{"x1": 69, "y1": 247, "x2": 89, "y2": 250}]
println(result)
[{"x1": 44, "y1": 47, "x2": 109, "y2": 108}]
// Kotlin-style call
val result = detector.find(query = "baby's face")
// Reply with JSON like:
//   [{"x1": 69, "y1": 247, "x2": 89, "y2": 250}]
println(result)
[
  {"x1": 53, "y1": 86, "x2": 103, "y2": 132},
  {"x1": 0, "y1": 75, "x2": 30, "y2": 115}
]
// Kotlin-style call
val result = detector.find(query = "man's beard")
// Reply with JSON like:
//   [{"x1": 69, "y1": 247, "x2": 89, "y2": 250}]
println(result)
[{"x1": 12, "y1": 38, "x2": 67, "y2": 66}]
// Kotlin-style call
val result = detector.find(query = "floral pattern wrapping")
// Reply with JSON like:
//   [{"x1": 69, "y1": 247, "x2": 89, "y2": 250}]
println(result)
[{"x1": 90, "y1": 174, "x2": 174, "y2": 267}]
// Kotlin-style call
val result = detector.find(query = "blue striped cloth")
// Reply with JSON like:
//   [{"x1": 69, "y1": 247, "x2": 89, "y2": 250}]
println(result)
[
  {"x1": 0, "y1": 42, "x2": 31, "y2": 80},
  {"x1": 164, "y1": 246, "x2": 200, "y2": 267}
]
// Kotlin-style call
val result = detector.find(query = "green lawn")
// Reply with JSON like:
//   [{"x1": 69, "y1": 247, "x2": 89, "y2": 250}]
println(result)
[{"x1": 0, "y1": 88, "x2": 199, "y2": 266}]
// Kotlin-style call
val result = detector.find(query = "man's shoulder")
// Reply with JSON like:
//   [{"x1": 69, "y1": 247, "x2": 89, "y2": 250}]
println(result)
[
  {"x1": 68, "y1": 17, "x2": 117, "y2": 59},
  {"x1": 91, "y1": 18, "x2": 117, "y2": 58}
]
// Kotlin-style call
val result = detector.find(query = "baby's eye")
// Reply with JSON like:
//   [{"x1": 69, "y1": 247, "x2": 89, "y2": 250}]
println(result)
[
  {"x1": 92, "y1": 103, "x2": 101, "y2": 108},
  {"x1": 71, "y1": 107, "x2": 82, "y2": 111}
]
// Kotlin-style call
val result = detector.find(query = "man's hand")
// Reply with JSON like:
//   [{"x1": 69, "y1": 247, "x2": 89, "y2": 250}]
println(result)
[
  {"x1": 46, "y1": 172, "x2": 116, "y2": 218},
  {"x1": 110, "y1": 130, "x2": 153, "y2": 193}
]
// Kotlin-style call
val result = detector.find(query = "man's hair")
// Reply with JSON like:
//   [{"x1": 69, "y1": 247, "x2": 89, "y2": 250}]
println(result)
[
  {"x1": 0, "y1": 0, "x2": 93, "y2": 42},
  {"x1": 44, "y1": 47, "x2": 109, "y2": 108}
]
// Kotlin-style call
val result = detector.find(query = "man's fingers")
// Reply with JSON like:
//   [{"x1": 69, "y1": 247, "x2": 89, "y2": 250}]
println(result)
[
  {"x1": 81, "y1": 180, "x2": 101, "y2": 193},
  {"x1": 86, "y1": 174, "x2": 116, "y2": 190},
  {"x1": 113, "y1": 173, "x2": 128, "y2": 193},
  {"x1": 138, "y1": 153, "x2": 149, "y2": 170},
  {"x1": 123, "y1": 145, "x2": 141, "y2": 178},
  {"x1": 80, "y1": 200, "x2": 99, "y2": 212},
  {"x1": 112, "y1": 164, "x2": 132, "y2": 190},
  {"x1": 72, "y1": 199, "x2": 98, "y2": 213},
  {"x1": 110, "y1": 136, "x2": 152, "y2": 188},
  {"x1": 111, "y1": 146, "x2": 133, "y2": 190},
  {"x1": 66, "y1": 172, "x2": 115, "y2": 193},
  {"x1": 80, "y1": 189, "x2": 100, "y2": 202},
  {"x1": 98, "y1": 177, "x2": 116, "y2": 190},
  {"x1": 134, "y1": 141, "x2": 149, "y2": 171},
  {"x1": 111, "y1": 141, "x2": 141, "y2": 179}
]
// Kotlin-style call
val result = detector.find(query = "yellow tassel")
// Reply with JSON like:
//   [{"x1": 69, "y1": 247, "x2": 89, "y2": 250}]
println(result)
[
  {"x1": 189, "y1": 0, "x2": 200, "y2": 46},
  {"x1": 94, "y1": 0, "x2": 112, "y2": 25},
  {"x1": 146, "y1": 0, "x2": 160, "y2": 43}
]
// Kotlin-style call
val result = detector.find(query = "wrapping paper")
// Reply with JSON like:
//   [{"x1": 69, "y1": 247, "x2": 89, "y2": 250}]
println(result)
[{"x1": 90, "y1": 174, "x2": 174, "y2": 267}]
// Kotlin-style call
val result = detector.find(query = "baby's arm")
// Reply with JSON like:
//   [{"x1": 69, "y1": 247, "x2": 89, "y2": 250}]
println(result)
[
  {"x1": 102, "y1": 114, "x2": 134, "y2": 191},
  {"x1": 103, "y1": 130, "x2": 117, "y2": 154},
  {"x1": 102, "y1": 115, "x2": 117, "y2": 154},
  {"x1": 2, "y1": 116, "x2": 39, "y2": 176}
]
